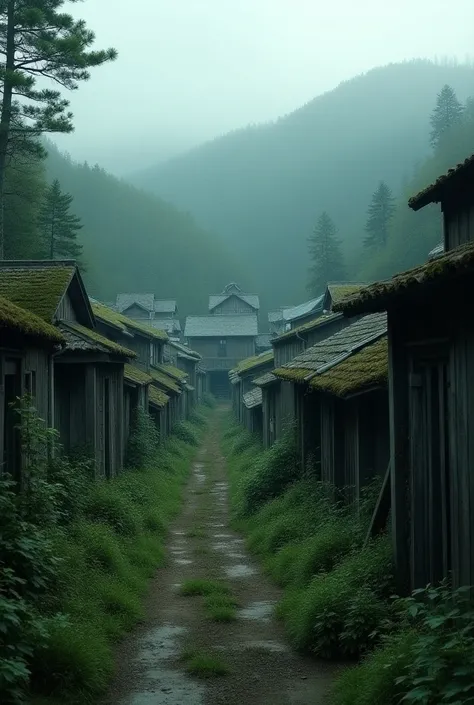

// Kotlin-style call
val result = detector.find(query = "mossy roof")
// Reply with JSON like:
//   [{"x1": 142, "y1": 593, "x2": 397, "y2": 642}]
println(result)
[
  {"x1": 0, "y1": 264, "x2": 75, "y2": 322},
  {"x1": 327, "y1": 283, "x2": 367, "y2": 303},
  {"x1": 0, "y1": 295, "x2": 65, "y2": 345},
  {"x1": 60, "y1": 322, "x2": 136, "y2": 358},
  {"x1": 92, "y1": 302, "x2": 168, "y2": 341},
  {"x1": 169, "y1": 339, "x2": 201, "y2": 360},
  {"x1": 149, "y1": 366, "x2": 181, "y2": 394},
  {"x1": 310, "y1": 337, "x2": 388, "y2": 398},
  {"x1": 333, "y1": 242, "x2": 474, "y2": 317},
  {"x1": 233, "y1": 350, "x2": 274, "y2": 374},
  {"x1": 273, "y1": 313, "x2": 341, "y2": 344},
  {"x1": 149, "y1": 386, "x2": 170, "y2": 408},
  {"x1": 124, "y1": 364, "x2": 153, "y2": 386},
  {"x1": 155, "y1": 362, "x2": 187, "y2": 382},
  {"x1": 408, "y1": 153, "x2": 474, "y2": 211},
  {"x1": 274, "y1": 313, "x2": 387, "y2": 384}
]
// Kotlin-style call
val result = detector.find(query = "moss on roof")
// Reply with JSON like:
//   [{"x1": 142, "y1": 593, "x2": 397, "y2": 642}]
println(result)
[
  {"x1": 149, "y1": 366, "x2": 181, "y2": 394},
  {"x1": 408, "y1": 153, "x2": 474, "y2": 211},
  {"x1": 0, "y1": 265, "x2": 75, "y2": 321},
  {"x1": 124, "y1": 364, "x2": 153, "y2": 386},
  {"x1": 0, "y1": 295, "x2": 65, "y2": 344},
  {"x1": 333, "y1": 242, "x2": 474, "y2": 316},
  {"x1": 92, "y1": 302, "x2": 169, "y2": 341},
  {"x1": 149, "y1": 386, "x2": 170, "y2": 408},
  {"x1": 310, "y1": 337, "x2": 388, "y2": 397},
  {"x1": 155, "y1": 362, "x2": 187, "y2": 382},
  {"x1": 274, "y1": 313, "x2": 340, "y2": 343},
  {"x1": 169, "y1": 340, "x2": 201, "y2": 360},
  {"x1": 63, "y1": 322, "x2": 136, "y2": 358},
  {"x1": 328, "y1": 283, "x2": 366, "y2": 303},
  {"x1": 234, "y1": 350, "x2": 274, "y2": 374},
  {"x1": 273, "y1": 366, "x2": 312, "y2": 382}
]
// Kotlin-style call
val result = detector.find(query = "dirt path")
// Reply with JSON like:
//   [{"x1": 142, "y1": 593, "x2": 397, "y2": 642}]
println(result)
[{"x1": 102, "y1": 409, "x2": 337, "y2": 705}]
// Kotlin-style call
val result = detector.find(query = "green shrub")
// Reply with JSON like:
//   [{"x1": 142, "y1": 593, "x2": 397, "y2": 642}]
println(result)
[
  {"x1": 188, "y1": 408, "x2": 207, "y2": 428},
  {"x1": 202, "y1": 392, "x2": 217, "y2": 408},
  {"x1": 125, "y1": 408, "x2": 161, "y2": 469},
  {"x1": 172, "y1": 421, "x2": 200, "y2": 446},
  {"x1": 83, "y1": 484, "x2": 141, "y2": 537}
]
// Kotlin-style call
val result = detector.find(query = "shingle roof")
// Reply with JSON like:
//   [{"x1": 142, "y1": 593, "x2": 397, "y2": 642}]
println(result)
[
  {"x1": 208, "y1": 293, "x2": 260, "y2": 311},
  {"x1": 168, "y1": 340, "x2": 201, "y2": 360},
  {"x1": 154, "y1": 299, "x2": 177, "y2": 314},
  {"x1": 59, "y1": 321, "x2": 136, "y2": 358},
  {"x1": 149, "y1": 366, "x2": 181, "y2": 394},
  {"x1": 92, "y1": 302, "x2": 168, "y2": 341},
  {"x1": 150, "y1": 318, "x2": 181, "y2": 334},
  {"x1": 124, "y1": 364, "x2": 153, "y2": 386},
  {"x1": 252, "y1": 371, "x2": 279, "y2": 387},
  {"x1": 155, "y1": 362, "x2": 187, "y2": 383},
  {"x1": 408, "y1": 153, "x2": 474, "y2": 211},
  {"x1": 0, "y1": 295, "x2": 65, "y2": 345},
  {"x1": 273, "y1": 312, "x2": 342, "y2": 344},
  {"x1": 149, "y1": 386, "x2": 169, "y2": 408},
  {"x1": 333, "y1": 242, "x2": 474, "y2": 317},
  {"x1": 185, "y1": 315, "x2": 258, "y2": 337},
  {"x1": 116, "y1": 293, "x2": 155, "y2": 312},
  {"x1": 233, "y1": 350, "x2": 274, "y2": 375},
  {"x1": 274, "y1": 313, "x2": 387, "y2": 383},
  {"x1": 243, "y1": 387, "x2": 263, "y2": 409},
  {"x1": 310, "y1": 336, "x2": 388, "y2": 398},
  {"x1": 0, "y1": 262, "x2": 76, "y2": 322},
  {"x1": 283, "y1": 294, "x2": 325, "y2": 322}
]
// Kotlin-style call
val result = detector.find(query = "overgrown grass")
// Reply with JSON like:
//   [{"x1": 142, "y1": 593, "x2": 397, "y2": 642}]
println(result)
[
  {"x1": 180, "y1": 578, "x2": 231, "y2": 596},
  {"x1": 28, "y1": 411, "x2": 208, "y2": 704},
  {"x1": 180, "y1": 649, "x2": 230, "y2": 678},
  {"x1": 180, "y1": 578, "x2": 237, "y2": 622},
  {"x1": 221, "y1": 415, "x2": 394, "y2": 662}
]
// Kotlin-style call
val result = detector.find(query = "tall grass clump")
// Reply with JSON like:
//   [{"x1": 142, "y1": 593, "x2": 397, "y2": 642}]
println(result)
[
  {"x1": 202, "y1": 392, "x2": 217, "y2": 408},
  {"x1": 172, "y1": 421, "x2": 200, "y2": 446},
  {"x1": 2, "y1": 400, "x2": 206, "y2": 705}
]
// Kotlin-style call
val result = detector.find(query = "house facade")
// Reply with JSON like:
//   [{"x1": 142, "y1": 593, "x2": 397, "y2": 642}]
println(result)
[{"x1": 115, "y1": 293, "x2": 181, "y2": 340}]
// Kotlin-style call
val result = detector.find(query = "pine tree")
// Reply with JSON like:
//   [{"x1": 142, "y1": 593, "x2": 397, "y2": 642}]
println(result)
[
  {"x1": 0, "y1": 1, "x2": 117, "y2": 256},
  {"x1": 307, "y1": 212, "x2": 345, "y2": 295},
  {"x1": 430, "y1": 85, "x2": 464, "y2": 149},
  {"x1": 38, "y1": 179, "x2": 83, "y2": 261},
  {"x1": 364, "y1": 181, "x2": 396, "y2": 250}
]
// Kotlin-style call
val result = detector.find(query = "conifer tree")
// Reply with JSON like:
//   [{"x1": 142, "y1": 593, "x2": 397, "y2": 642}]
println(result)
[
  {"x1": 0, "y1": 1, "x2": 117, "y2": 256},
  {"x1": 307, "y1": 212, "x2": 345, "y2": 294},
  {"x1": 38, "y1": 179, "x2": 83, "y2": 261},
  {"x1": 430, "y1": 85, "x2": 464, "y2": 149},
  {"x1": 364, "y1": 181, "x2": 395, "y2": 250}
]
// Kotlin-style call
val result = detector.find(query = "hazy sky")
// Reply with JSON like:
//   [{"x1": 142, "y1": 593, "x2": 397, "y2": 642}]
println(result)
[{"x1": 52, "y1": 0, "x2": 474, "y2": 174}]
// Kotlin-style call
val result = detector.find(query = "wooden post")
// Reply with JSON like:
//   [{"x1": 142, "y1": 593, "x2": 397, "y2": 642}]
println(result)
[
  {"x1": 364, "y1": 461, "x2": 391, "y2": 548},
  {"x1": 84, "y1": 365, "x2": 98, "y2": 478}
]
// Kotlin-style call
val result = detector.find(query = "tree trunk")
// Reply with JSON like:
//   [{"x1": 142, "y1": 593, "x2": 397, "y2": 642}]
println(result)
[{"x1": 0, "y1": 1, "x2": 16, "y2": 259}]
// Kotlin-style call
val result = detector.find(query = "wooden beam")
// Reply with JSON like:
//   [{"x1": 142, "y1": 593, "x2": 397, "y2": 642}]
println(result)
[{"x1": 363, "y1": 461, "x2": 391, "y2": 548}]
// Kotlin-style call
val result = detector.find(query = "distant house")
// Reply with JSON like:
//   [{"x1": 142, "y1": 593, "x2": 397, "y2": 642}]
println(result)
[
  {"x1": 184, "y1": 314, "x2": 258, "y2": 397},
  {"x1": 209, "y1": 283, "x2": 259, "y2": 317},
  {"x1": 164, "y1": 339, "x2": 202, "y2": 405},
  {"x1": 335, "y1": 153, "x2": 474, "y2": 593},
  {"x1": 115, "y1": 293, "x2": 180, "y2": 340},
  {"x1": 229, "y1": 351, "x2": 274, "y2": 432},
  {"x1": 0, "y1": 295, "x2": 64, "y2": 482},
  {"x1": 0, "y1": 261, "x2": 134, "y2": 478}
]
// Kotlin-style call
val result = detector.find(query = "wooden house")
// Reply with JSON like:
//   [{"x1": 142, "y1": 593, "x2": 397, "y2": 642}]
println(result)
[
  {"x1": 229, "y1": 350, "x2": 274, "y2": 433},
  {"x1": 123, "y1": 364, "x2": 152, "y2": 447},
  {"x1": 209, "y1": 283, "x2": 260, "y2": 317},
  {"x1": 0, "y1": 295, "x2": 64, "y2": 481},
  {"x1": 334, "y1": 153, "x2": 474, "y2": 592},
  {"x1": 184, "y1": 314, "x2": 258, "y2": 397},
  {"x1": 148, "y1": 386, "x2": 171, "y2": 440},
  {"x1": 115, "y1": 293, "x2": 181, "y2": 340},
  {"x1": 274, "y1": 313, "x2": 388, "y2": 485},
  {"x1": 0, "y1": 261, "x2": 134, "y2": 478},
  {"x1": 164, "y1": 339, "x2": 202, "y2": 407}
]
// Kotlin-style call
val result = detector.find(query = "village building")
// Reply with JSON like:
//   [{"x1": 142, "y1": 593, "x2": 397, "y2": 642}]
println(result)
[
  {"x1": 0, "y1": 295, "x2": 64, "y2": 481},
  {"x1": 0, "y1": 262, "x2": 135, "y2": 478},
  {"x1": 115, "y1": 293, "x2": 181, "y2": 341},
  {"x1": 209, "y1": 282, "x2": 259, "y2": 317},
  {"x1": 164, "y1": 339, "x2": 203, "y2": 405},
  {"x1": 229, "y1": 350, "x2": 274, "y2": 432},
  {"x1": 334, "y1": 153, "x2": 474, "y2": 593}
]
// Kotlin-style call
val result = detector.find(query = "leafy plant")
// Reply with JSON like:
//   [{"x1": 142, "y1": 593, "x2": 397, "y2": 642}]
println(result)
[
  {"x1": 172, "y1": 421, "x2": 200, "y2": 447},
  {"x1": 202, "y1": 393, "x2": 217, "y2": 409},
  {"x1": 125, "y1": 408, "x2": 161, "y2": 469}
]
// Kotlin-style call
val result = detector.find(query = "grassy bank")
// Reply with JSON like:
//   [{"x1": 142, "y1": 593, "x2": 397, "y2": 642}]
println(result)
[{"x1": 1, "y1": 404, "x2": 208, "y2": 705}]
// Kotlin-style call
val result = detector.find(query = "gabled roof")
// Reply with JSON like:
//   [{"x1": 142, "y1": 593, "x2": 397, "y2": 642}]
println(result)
[
  {"x1": 0, "y1": 260, "x2": 93, "y2": 326},
  {"x1": 208, "y1": 293, "x2": 260, "y2": 311},
  {"x1": 273, "y1": 312, "x2": 342, "y2": 345},
  {"x1": 59, "y1": 321, "x2": 135, "y2": 358},
  {"x1": 149, "y1": 366, "x2": 181, "y2": 395},
  {"x1": 124, "y1": 364, "x2": 153, "y2": 386},
  {"x1": 149, "y1": 386, "x2": 170, "y2": 409},
  {"x1": 154, "y1": 299, "x2": 177, "y2": 314},
  {"x1": 0, "y1": 295, "x2": 65, "y2": 346},
  {"x1": 310, "y1": 336, "x2": 388, "y2": 398},
  {"x1": 333, "y1": 242, "x2": 474, "y2": 317},
  {"x1": 185, "y1": 314, "x2": 258, "y2": 338},
  {"x1": 116, "y1": 293, "x2": 155, "y2": 312},
  {"x1": 409, "y1": 153, "x2": 474, "y2": 211},
  {"x1": 233, "y1": 350, "x2": 274, "y2": 375},
  {"x1": 92, "y1": 302, "x2": 168, "y2": 341},
  {"x1": 274, "y1": 313, "x2": 387, "y2": 383},
  {"x1": 283, "y1": 294, "x2": 325, "y2": 323},
  {"x1": 243, "y1": 387, "x2": 263, "y2": 409}
]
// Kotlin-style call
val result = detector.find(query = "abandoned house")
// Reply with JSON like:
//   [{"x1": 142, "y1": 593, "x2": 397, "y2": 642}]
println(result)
[
  {"x1": 334, "y1": 152, "x2": 474, "y2": 593},
  {"x1": 115, "y1": 293, "x2": 181, "y2": 341},
  {"x1": 209, "y1": 282, "x2": 260, "y2": 317},
  {"x1": 0, "y1": 295, "x2": 64, "y2": 481},
  {"x1": 229, "y1": 350, "x2": 274, "y2": 431}
]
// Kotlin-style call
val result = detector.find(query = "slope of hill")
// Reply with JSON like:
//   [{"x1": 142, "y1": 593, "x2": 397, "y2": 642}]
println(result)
[
  {"x1": 44, "y1": 145, "x2": 248, "y2": 316},
  {"x1": 131, "y1": 60, "x2": 474, "y2": 309}
]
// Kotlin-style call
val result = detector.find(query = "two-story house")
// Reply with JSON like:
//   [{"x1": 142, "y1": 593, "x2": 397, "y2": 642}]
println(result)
[{"x1": 115, "y1": 293, "x2": 181, "y2": 341}]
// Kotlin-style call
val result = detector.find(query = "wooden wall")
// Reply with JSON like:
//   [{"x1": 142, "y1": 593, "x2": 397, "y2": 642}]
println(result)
[
  {"x1": 443, "y1": 197, "x2": 474, "y2": 250},
  {"x1": 188, "y1": 337, "x2": 256, "y2": 365},
  {"x1": 56, "y1": 293, "x2": 78, "y2": 323},
  {"x1": 212, "y1": 296, "x2": 256, "y2": 315}
]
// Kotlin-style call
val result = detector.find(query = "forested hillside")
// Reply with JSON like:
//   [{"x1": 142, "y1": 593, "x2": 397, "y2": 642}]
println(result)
[{"x1": 132, "y1": 61, "x2": 474, "y2": 307}]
